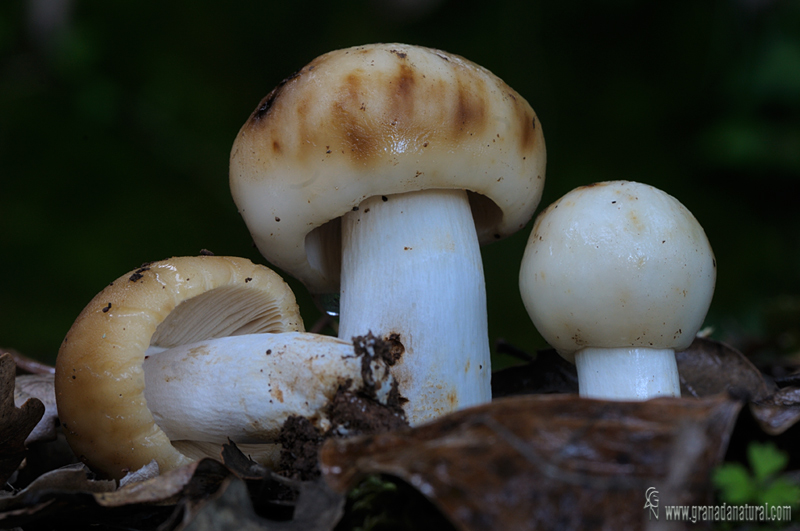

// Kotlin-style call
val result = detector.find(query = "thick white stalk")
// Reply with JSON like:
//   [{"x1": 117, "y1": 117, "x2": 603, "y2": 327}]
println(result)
[
  {"x1": 339, "y1": 189, "x2": 491, "y2": 425},
  {"x1": 574, "y1": 347, "x2": 681, "y2": 400},
  {"x1": 142, "y1": 332, "x2": 395, "y2": 444}
]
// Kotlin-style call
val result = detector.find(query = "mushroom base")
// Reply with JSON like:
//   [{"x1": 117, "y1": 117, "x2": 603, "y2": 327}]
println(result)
[{"x1": 574, "y1": 347, "x2": 681, "y2": 400}]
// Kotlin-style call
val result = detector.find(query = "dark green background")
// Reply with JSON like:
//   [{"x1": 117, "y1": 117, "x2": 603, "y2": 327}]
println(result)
[{"x1": 2, "y1": 0, "x2": 799, "y2": 367}]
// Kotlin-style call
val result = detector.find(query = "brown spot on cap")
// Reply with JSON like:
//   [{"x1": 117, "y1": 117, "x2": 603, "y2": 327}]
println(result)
[
  {"x1": 392, "y1": 62, "x2": 417, "y2": 118},
  {"x1": 518, "y1": 111, "x2": 538, "y2": 153},
  {"x1": 454, "y1": 80, "x2": 487, "y2": 132}
]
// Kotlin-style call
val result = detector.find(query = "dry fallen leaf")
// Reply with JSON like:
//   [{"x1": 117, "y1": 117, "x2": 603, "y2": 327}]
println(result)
[
  {"x1": 220, "y1": 441, "x2": 346, "y2": 531},
  {"x1": 0, "y1": 347, "x2": 55, "y2": 376},
  {"x1": 0, "y1": 463, "x2": 116, "y2": 528},
  {"x1": 320, "y1": 393, "x2": 742, "y2": 531},
  {"x1": 675, "y1": 337, "x2": 774, "y2": 401},
  {"x1": 95, "y1": 458, "x2": 230, "y2": 508},
  {"x1": 495, "y1": 337, "x2": 800, "y2": 435},
  {"x1": 0, "y1": 443, "x2": 345, "y2": 530},
  {"x1": 676, "y1": 337, "x2": 800, "y2": 435},
  {"x1": 749, "y1": 387, "x2": 800, "y2": 435},
  {"x1": 14, "y1": 373, "x2": 58, "y2": 445},
  {"x1": 0, "y1": 458, "x2": 231, "y2": 529},
  {"x1": 0, "y1": 353, "x2": 45, "y2": 485},
  {"x1": 491, "y1": 349, "x2": 578, "y2": 397},
  {"x1": 3, "y1": 337, "x2": 792, "y2": 530},
  {"x1": 178, "y1": 477, "x2": 271, "y2": 531}
]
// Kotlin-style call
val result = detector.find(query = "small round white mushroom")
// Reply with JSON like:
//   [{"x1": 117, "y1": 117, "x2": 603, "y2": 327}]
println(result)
[
  {"x1": 55, "y1": 256, "x2": 396, "y2": 480},
  {"x1": 518, "y1": 181, "x2": 716, "y2": 400},
  {"x1": 229, "y1": 43, "x2": 547, "y2": 424}
]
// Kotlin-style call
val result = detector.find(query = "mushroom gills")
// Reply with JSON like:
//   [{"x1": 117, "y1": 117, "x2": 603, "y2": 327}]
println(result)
[{"x1": 142, "y1": 332, "x2": 395, "y2": 444}]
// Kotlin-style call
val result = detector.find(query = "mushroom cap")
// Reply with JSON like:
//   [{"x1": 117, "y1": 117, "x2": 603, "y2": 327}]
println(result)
[
  {"x1": 519, "y1": 181, "x2": 716, "y2": 362},
  {"x1": 230, "y1": 43, "x2": 546, "y2": 293},
  {"x1": 54, "y1": 256, "x2": 304, "y2": 480}
]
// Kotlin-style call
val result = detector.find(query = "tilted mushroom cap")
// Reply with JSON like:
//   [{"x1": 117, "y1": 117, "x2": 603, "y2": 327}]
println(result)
[
  {"x1": 230, "y1": 42, "x2": 546, "y2": 293},
  {"x1": 54, "y1": 256, "x2": 304, "y2": 480}
]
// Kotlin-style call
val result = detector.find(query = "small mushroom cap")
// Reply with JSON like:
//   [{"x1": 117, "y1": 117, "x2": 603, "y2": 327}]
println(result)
[
  {"x1": 519, "y1": 181, "x2": 716, "y2": 362},
  {"x1": 54, "y1": 256, "x2": 304, "y2": 480},
  {"x1": 230, "y1": 43, "x2": 546, "y2": 293}
]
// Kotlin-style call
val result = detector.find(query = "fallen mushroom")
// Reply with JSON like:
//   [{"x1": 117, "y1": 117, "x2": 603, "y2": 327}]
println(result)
[
  {"x1": 55, "y1": 256, "x2": 397, "y2": 480},
  {"x1": 229, "y1": 43, "x2": 547, "y2": 424},
  {"x1": 518, "y1": 181, "x2": 716, "y2": 400}
]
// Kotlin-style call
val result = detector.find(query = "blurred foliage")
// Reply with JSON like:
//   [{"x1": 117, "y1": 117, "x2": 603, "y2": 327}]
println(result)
[
  {"x1": 713, "y1": 441, "x2": 800, "y2": 515},
  {"x1": 1, "y1": 0, "x2": 800, "y2": 366},
  {"x1": 335, "y1": 475, "x2": 456, "y2": 531}
]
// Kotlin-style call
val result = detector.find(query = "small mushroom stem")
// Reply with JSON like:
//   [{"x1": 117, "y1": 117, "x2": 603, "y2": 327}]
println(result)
[
  {"x1": 339, "y1": 189, "x2": 491, "y2": 425},
  {"x1": 573, "y1": 347, "x2": 681, "y2": 400},
  {"x1": 142, "y1": 332, "x2": 395, "y2": 444}
]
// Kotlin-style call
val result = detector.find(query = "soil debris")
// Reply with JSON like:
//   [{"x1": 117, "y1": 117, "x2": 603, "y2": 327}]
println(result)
[{"x1": 278, "y1": 333, "x2": 409, "y2": 481}]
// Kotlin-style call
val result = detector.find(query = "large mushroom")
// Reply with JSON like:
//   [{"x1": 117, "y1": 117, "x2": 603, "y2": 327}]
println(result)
[
  {"x1": 55, "y1": 256, "x2": 398, "y2": 480},
  {"x1": 230, "y1": 43, "x2": 546, "y2": 424},
  {"x1": 518, "y1": 181, "x2": 716, "y2": 400}
]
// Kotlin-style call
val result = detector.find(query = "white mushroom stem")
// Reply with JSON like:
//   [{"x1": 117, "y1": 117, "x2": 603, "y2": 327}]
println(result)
[
  {"x1": 339, "y1": 189, "x2": 491, "y2": 425},
  {"x1": 574, "y1": 347, "x2": 681, "y2": 400},
  {"x1": 142, "y1": 332, "x2": 396, "y2": 445}
]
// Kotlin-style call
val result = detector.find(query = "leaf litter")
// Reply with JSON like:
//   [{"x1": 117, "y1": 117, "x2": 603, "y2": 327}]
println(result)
[{"x1": 0, "y1": 336, "x2": 798, "y2": 529}]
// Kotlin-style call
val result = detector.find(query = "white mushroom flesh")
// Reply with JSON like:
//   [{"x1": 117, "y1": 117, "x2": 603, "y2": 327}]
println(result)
[
  {"x1": 574, "y1": 347, "x2": 681, "y2": 399},
  {"x1": 143, "y1": 331, "x2": 396, "y2": 444},
  {"x1": 339, "y1": 189, "x2": 491, "y2": 424}
]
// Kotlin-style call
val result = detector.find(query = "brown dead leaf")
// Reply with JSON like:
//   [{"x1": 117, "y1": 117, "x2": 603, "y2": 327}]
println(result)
[
  {"x1": 1, "y1": 440, "x2": 344, "y2": 530},
  {"x1": 676, "y1": 337, "x2": 800, "y2": 434},
  {"x1": 220, "y1": 441, "x2": 346, "y2": 530},
  {"x1": 493, "y1": 337, "x2": 774, "y2": 400},
  {"x1": 178, "y1": 477, "x2": 271, "y2": 530},
  {"x1": 222, "y1": 440, "x2": 272, "y2": 480},
  {"x1": 177, "y1": 474, "x2": 344, "y2": 531},
  {"x1": 0, "y1": 458, "x2": 230, "y2": 529},
  {"x1": 0, "y1": 353, "x2": 45, "y2": 484},
  {"x1": 749, "y1": 386, "x2": 800, "y2": 435},
  {"x1": 320, "y1": 393, "x2": 742, "y2": 531},
  {"x1": 675, "y1": 337, "x2": 775, "y2": 400},
  {"x1": 0, "y1": 463, "x2": 116, "y2": 528},
  {"x1": 95, "y1": 458, "x2": 230, "y2": 508},
  {"x1": 494, "y1": 337, "x2": 800, "y2": 436},
  {"x1": 0, "y1": 347, "x2": 55, "y2": 376},
  {"x1": 118, "y1": 458, "x2": 160, "y2": 487},
  {"x1": 14, "y1": 373, "x2": 58, "y2": 444},
  {"x1": 491, "y1": 349, "x2": 578, "y2": 397}
]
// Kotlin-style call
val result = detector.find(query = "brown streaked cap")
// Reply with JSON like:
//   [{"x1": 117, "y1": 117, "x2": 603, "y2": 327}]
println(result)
[
  {"x1": 230, "y1": 43, "x2": 547, "y2": 294},
  {"x1": 54, "y1": 256, "x2": 304, "y2": 480}
]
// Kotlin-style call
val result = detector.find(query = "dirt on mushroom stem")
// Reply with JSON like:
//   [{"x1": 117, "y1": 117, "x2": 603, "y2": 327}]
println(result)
[{"x1": 277, "y1": 333, "x2": 408, "y2": 481}]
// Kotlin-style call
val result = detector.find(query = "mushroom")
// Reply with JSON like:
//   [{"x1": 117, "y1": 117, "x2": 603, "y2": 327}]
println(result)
[
  {"x1": 518, "y1": 181, "x2": 716, "y2": 400},
  {"x1": 229, "y1": 43, "x2": 546, "y2": 424},
  {"x1": 55, "y1": 256, "x2": 397, "y2": 480}
]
